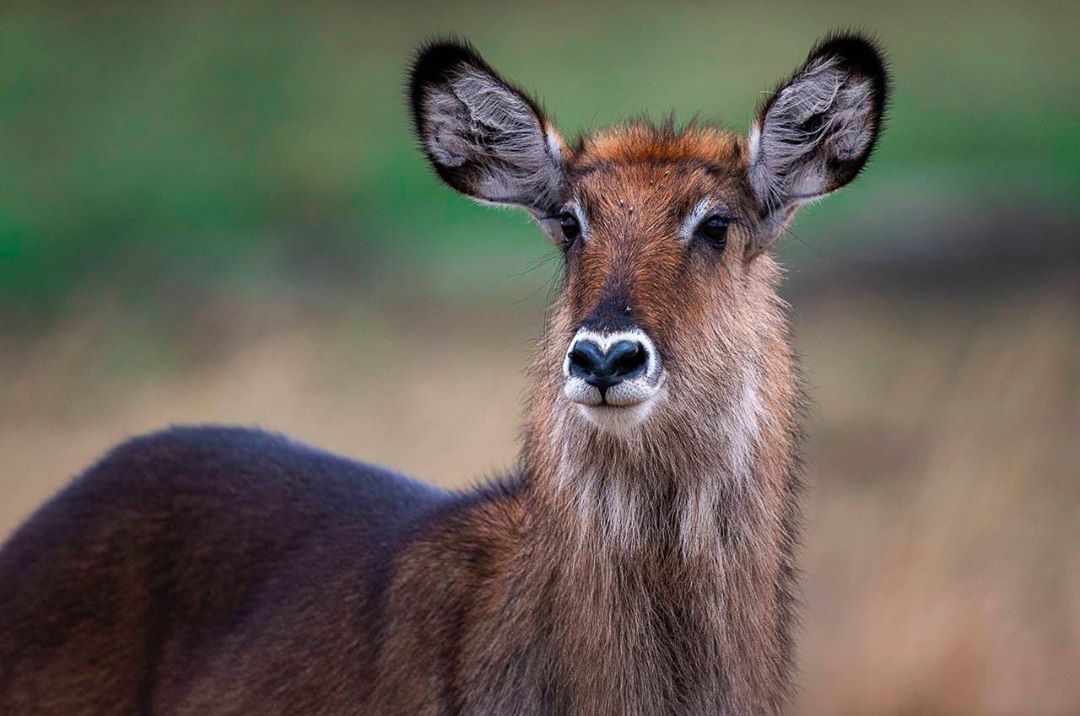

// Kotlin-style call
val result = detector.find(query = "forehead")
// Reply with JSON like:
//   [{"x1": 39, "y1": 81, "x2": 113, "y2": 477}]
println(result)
[{"x1": 566, "y1": 123, "x2": 750, "y2": 215}]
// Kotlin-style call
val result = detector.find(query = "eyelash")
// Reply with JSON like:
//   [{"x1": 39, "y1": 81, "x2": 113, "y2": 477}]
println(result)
[
  {"x1": 541, "y1": 209, "x2": 583, "y2": 247},
  {"x1": 557, "y1": 212, "x2": 581, "y2": 243},
  {"x1": 694, "y1": 215, "x2": 731, "y2": 251}
]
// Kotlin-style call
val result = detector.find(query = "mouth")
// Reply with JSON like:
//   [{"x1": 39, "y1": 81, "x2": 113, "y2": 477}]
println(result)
[
  {"x1": 562, "y1": 372, "x2": 666, "y2": 431},
  {"x1": 562, "y1": 374, "x2": 663, "y2": 408}
]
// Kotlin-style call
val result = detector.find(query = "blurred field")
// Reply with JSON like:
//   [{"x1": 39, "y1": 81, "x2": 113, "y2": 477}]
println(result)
[
  {"x1": 3, "y1": 0, "x2": 1080, "y2": 713},
  {"x1": 796, "y1": 282, "x2": 1079, "y2": 714}
]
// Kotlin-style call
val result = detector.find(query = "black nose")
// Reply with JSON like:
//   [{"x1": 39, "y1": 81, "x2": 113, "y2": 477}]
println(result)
[{"x1": 568, "y1": 339, "x2": 649, "y2": 393}]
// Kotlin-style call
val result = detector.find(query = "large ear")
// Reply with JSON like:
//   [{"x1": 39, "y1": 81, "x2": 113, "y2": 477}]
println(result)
[
  {"x1": 748, "y1": 33, "x2": 889, "y2": 239},
  {"x1": 408, "y1": 39, "x2": 567, "y2": 215}
]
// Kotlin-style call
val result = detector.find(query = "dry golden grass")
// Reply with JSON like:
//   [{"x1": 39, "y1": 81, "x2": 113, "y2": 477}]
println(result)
[
  {"x1": 796, "y1": 285, "x2": 1079, "y2": 714},
  {"x1": 1, "y1": 283, "x2": 1076, "y2": 714}
]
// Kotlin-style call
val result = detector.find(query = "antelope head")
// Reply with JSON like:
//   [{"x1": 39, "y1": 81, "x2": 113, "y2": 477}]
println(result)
[{"x1": 409, "y1": 35, "x2": 888, "y2": 437}]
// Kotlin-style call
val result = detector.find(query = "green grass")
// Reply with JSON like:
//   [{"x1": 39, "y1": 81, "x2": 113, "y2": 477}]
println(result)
[{"x1": 2, "y1": 0, "x2": 1078, "y2": 319}]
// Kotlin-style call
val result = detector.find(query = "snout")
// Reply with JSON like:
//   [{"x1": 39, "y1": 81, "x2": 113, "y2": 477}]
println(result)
[{"x1": 562, "y1": 329, "x2": 664, "y2": 414}]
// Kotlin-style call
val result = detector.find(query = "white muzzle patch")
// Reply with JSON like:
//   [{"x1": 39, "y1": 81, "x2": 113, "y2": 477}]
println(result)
[{"x1": 562, "y1": 328, "x2": 666, "y2": 430}]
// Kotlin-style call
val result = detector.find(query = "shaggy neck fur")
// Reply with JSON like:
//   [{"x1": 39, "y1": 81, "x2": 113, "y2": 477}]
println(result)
[{"x1": 516, "y1": 260, "x2": 802, "y2": 714}]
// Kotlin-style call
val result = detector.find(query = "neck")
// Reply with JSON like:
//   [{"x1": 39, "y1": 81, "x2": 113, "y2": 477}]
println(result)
[{"x1": 514, "y1": 310, "x2": 802, "y2": 713}]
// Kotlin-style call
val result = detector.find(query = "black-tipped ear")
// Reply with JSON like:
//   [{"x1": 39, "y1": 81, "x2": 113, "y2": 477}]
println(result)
[
  {"x1": 407, "y1": 39, "x2": 566, "y2": 214},
  {"x1": 748, "y1": 32, "x2": 889, "y2": 236}
]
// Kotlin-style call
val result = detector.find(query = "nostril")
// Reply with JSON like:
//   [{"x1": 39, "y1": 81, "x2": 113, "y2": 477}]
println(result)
[
  {"x1": 568, "y1": 340, "x2": 605, "y2": 377},
  {"x1": 567, "y1": 337, "x2": 652, "y2": 395},
  {"x1": 606, "y1": 340, "x2": 648, "y2": 378}
]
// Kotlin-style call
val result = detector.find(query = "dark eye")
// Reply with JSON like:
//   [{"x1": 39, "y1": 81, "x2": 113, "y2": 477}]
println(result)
[
  {"x1": 695, "y1": 215, "x2": 729, "y2": 250},
  {"x1": 558, "y1": 212, "x2": 581, "y2": 243}
]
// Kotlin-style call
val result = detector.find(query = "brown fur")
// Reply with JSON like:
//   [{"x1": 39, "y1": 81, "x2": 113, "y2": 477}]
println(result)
[
  {"x1": 0, "y1": 35, "x2": 888, "y2": 715},
  {"x1": 369, "y1": 122, "x2": 805, "y2": 714}
]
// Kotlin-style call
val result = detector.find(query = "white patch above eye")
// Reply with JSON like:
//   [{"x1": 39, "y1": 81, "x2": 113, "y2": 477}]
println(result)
[
  {"x1": 562, "y1": 199, "x2": 591, "y2": 242},
  {"x1": 679, "y1": 199, "x2": 716, "y2": 242}
]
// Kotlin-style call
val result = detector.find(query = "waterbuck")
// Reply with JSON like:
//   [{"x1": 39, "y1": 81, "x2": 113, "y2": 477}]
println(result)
[{"x1": 0, "y1": 33, "x2": 888, "y2": 714}]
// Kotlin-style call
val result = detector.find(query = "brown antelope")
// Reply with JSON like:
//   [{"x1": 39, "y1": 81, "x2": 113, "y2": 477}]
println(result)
[{"x1": 0, "y1": 33, "x2": 888, "y2": 714}]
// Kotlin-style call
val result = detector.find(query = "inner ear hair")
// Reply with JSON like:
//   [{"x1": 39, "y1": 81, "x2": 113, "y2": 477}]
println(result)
[
  {"x1": 407, "y1": 39, "x2": 566, "y2": 212},
  {"x1": 748, "y1": 32, "x2": 889, "y2": 235}
]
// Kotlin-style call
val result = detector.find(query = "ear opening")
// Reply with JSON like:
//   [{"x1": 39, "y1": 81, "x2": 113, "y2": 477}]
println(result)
[
  {"x1": 748, "y1": 32, "x2": 889, "y2": 242},
  {"x1": 407, "y1": 38, "x2": 567, "y2": 214}
]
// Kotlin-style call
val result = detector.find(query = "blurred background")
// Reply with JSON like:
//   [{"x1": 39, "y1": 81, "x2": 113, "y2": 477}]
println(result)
[{"x1": 2, "y1": 1, "x2": 1078, "y2": 713}]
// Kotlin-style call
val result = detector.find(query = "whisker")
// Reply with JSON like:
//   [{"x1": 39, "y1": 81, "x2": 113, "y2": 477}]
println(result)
[{"x1": 784, "y1": 226, "x2": 827, "y2": 260}]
